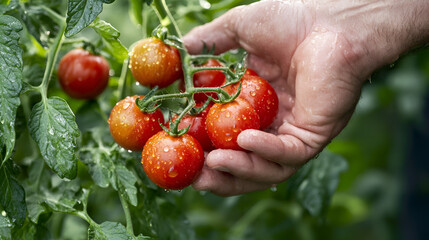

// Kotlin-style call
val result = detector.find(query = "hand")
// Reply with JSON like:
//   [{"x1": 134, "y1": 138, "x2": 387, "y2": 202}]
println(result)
[{"x1": 183, "y1": 0, "x2": 429, "y2": 196}]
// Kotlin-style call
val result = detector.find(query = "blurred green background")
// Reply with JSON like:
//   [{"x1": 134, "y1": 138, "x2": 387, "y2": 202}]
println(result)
[{"x1": 96, "y1": 1, "x2": 429, "y2": 239}]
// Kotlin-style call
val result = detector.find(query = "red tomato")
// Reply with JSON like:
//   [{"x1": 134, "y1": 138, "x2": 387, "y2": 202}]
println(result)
[
  {"x1": 141, "y1": 131, "x2": 204, "y2": 190},
  {"x1": 108, "y1": 95, "x2": 164, "y2": 151},
  {"x1": 173, "y1": 103, "x2": 214, "y2": 151},
  {"x1": 192, "y1": 59, "x2": 226, "y2": 102},
  {"x1": 58, "y1": 49, "x2": 109, "y2": 99},
  {"x1": 129, "y1": 37, "x2": 182, "y2": 88},
  {"x1": 206, "y1": 98, "x2": 260, "y2": 150},
  {"x1": 224, "y1": 75, "x2": 278, "y2": 129},
  {"x1": 244, "y1": 68, "x2": 258, "y2": 76}
]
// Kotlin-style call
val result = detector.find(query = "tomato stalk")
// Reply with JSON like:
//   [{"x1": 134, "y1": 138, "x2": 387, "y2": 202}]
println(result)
[{"x1": 38, "y1": 23, "x2": 66, "y2": 103}]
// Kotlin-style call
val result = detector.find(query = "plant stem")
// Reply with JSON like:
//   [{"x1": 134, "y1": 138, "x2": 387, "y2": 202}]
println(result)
[
  {"x1": 119, "y1": 193, "x2": 134, "y2": 235},
  {"x1": 38, "y1": 22, "x2": 66, "y2": 102},
  {"x1": 117, "y1": 58, "x2": 130, "y2": 101}
]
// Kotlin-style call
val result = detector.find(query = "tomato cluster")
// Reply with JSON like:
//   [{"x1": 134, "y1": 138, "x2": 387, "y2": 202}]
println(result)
[{"x1": 107, "y1": 37, "x2": 279, "y2": 190}]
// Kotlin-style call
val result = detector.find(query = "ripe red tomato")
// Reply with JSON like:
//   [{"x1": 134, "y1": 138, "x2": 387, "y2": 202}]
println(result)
[
  {"x1": 141, "y1": 131, "x2": 204, "y2": 190},
  {"x1": 225, "y1": 75, "x2": 278, "y2": 129},
  {"x1": 206, "y1": 98, "x2": 260, "y2": 150},
  {"x1": 129, "y1": 37, "x2": 182, "y2": 88},
  {"x1": 192, "y1": 59, "x2": 226, "y2": 102},
  {"x1": 108, "y1": 95, "x2": 164, "y2": 151},
  {"x1": 58, "y1": 49, "x2": 109, "y2": 99},
  {"x1": 244, "y1": 68, "x2": 258, "y2": 76},
  {"x1": 173, "y1": 103, "x2": 214, "y2": 151}
]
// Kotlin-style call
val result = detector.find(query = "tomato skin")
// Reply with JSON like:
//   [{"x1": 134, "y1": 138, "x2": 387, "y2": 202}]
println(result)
[
  {"x1": 192, "y1": 59, "x2": 226, "y2": 102},
  {"x1": 141, "y1": 131, "x2": 204, "y2": 190},
  {"x1": 225, "y1": 75, "x2": 279, "y2": 129},
  {"x1": 244, "y1": 68, "x2": 258, "y2": 76},
  {"x1": 206, "y1": 98, "x2": 260, "y2": 150},
  {"x1": 129, "y1": 37, "x2": 182, "y2": 88},
  {"x1": 58, "y1": 49, "x2": 110, "y2": 99},
  {"x1": 108, "y1": 95, "x2": 164, "y2": 151},
  {"x1": 173, "y1": 103, "x2": 214, "y2": 151}
]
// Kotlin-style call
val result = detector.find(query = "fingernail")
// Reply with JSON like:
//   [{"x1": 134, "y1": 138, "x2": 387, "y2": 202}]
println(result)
[{"x1": 212, "y1": 166, "x2": 230, "y2": 173}]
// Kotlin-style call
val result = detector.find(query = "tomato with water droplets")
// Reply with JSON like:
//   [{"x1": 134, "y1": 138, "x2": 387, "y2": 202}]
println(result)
[
  {"x1": 129, "y1": 37, "x2": 182, "y2": 88},
  {"x1": 225, "y1": 74, "x2": 278, "y2": 129},
  {"x1": 141, "y1": 131, "x2": 204, "y2": 190},
  {"x1": 58, "y1": 48, "x2": 110, "y2": 99},
  {"x1": 206, "y1": 98, "x2": 260, "y2": 150},
  {"x1": 172, "y1": 103, "x2": 214, "y2": 151},
  {"x1": 108, "y1": 95, "x2": 164, "y2": 151}
]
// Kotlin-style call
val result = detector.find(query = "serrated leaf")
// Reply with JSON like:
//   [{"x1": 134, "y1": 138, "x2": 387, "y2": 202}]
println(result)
[
  {"x1": 113, "y1": 165, "x2": 138, "y2": 206},
  {"x1": 88, "y1": 222, "x2": 133, "y2": 240},
  {"x1": 28, "y1": 97, "x2": 80, "y2": 179},
  {"x1": 294, "y1": 150, "x2": 348, "y2": 216},
  {"x1": 0, "y1": 15, "x2": 23, "y2": 164},
  {"x1": 80, "y1": 148, "x2": 112, "y2": 188},
  {"x1": 0, "y1": 165, "x2": 26, "y2": 227},
  {"x1": 65, "y1": 0, "x2": 115, "y2": 37},
  {"x1": 0, "y1": 215, "x2": 12, "y2": 240},
  {"x1": 21, "y1": 6, "x2": 60, "y2": 48},
  {"x1": 90, "y1": 18, "x2": 128, "y2": 62}
]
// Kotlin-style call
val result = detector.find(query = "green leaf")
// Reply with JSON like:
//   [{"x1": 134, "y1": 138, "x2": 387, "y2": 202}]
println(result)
[
  {"x1": 28, "y1": 97, "x2": 80, "y2": 179},
  {"x1": 90, "y1": 18, "x2": 128, "y2": 62},
  {"x1": 80, "y1": 146, "x2": 112, "y2": 188},
  {"x1": 0, "y1": 15, "x2": 23, "y2": 164},
  {"x1": 0, "y1": 0, "x2": 18, "y2": 14},
  {"x1": 20, "y1": 6, "x2": 60, "y2": 48},
  {"x1": 88, "y1": 222, "x2": 133, "y2": 240},
  {"x1": 65, "y1": 0, "x2": 115, "y2": 37},
  {"x1": 112, "y1": 165, "x2": 138, "y2": 207},
  {"x1": 0, "y1": 165, "x2": 26, "y2": 227},
  {"x1": 0, "y1": 215, "x2": 12, "y2": 240},
  {"x1": 293, "y1": 150, "x2": 348, "y2": 216}
]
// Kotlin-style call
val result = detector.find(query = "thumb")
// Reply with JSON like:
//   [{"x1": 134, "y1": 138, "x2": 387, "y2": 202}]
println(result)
[{"x1": 183, "y1": 6, "x2": 245, "y2": 54}]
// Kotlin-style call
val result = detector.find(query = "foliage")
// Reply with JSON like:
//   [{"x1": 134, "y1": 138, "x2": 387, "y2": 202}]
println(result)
[{"x1": 0, "y1": 0, "x2": 428, "y2": 239}]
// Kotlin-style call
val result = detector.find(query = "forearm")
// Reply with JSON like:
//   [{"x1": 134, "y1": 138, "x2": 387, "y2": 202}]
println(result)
[{"x1": 315, "y1": 0, "x2": 429, "y2": 78}]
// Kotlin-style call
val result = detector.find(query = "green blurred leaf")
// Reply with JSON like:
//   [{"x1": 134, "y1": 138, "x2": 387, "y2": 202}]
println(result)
[
  {"x1": 28, "y1": 97, "x2": 80, "y2": 179},
  {"x1": 88, "y1": 221, "x2": 133, "y2": 240},
  {"x1": 0, "y1": 15, "x2": 23, "y2": 164},
  {"x1": 112, "y1": 165, "x2": 138, "y2": 207},
  {"x1": 65, "y1": 0, "x2": 115, "y2": 37},
  {"x1": 90, "y1": 18, "x2": 128, "y2": 62},
  {"x1": 291, "y1": 150, "x2": 348, "y2": 216},
  {"x1": 0, "y1": 164, "x2": 26, "y2": 227},
  {"x1": 0, "y1": 215, "x2": 12, "y2": 240},
  {"x1": 21, "y1": 6, "x2": 60, "y2": 48}
]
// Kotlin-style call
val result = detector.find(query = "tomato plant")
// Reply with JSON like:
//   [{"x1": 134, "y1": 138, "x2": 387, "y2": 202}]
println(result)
[
  {"x1": 206, "y1": 97, "x2": 260, "y2": 150},
  {"x1": 129, "y1": 37, "x2": 182, "y2": 88},
  {"x1": 108, "y1": 95, "x2": 164, "y2": 151},
  {"x1": 0, "y1": 0, "x2": 383, "y2": 239},
  {"x1": 141, "y1": 131, "x2": 204, "y2": 190},
  {"x1": 58, "y1": 48, "x2": 110, "y2": 99}
]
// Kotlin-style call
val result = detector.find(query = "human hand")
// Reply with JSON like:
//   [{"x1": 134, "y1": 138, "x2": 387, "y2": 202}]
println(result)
[{"x1": 183, "y1": 0, "x2": 429, "y2": 196}]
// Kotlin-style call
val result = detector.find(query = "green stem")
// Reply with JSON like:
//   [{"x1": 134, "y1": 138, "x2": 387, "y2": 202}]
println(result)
[
  {"x1": 119, "y1": 193, "x2": 134, "y2": 235},
  {"x1": 38, "y1": 22, "x2": 66, "y2": 102},
  {"x1": 117, "y1": 58, "x2": 130, "y2": 101}
]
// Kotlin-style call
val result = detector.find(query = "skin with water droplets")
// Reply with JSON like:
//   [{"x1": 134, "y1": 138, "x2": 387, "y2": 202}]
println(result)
[
  {"x1": 141, "y1": 131, "x2": 204, "y2": 190},
  {"x1": 224, "y1": 74, "x2": 279, "y2": 129},
  {"x1": 108, "y1": 95, "x2": 164, "y2": 151},
  {"x1": 129, "y1": 37, "x2": 182, "y2": 88},
  {"x1": 206, "y1": 98, "x2": 260, "y2": 150}
]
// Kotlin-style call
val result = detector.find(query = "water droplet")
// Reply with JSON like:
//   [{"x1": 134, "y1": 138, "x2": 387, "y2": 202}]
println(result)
[
  {"x1": 122, "y1": 102, "x2": 131, "y2": 109},
  {"x1": 163, "y1": 147, "x2": 169, "y2": 152},
  {"x1": 250, "y1": 91, "x2": 256, "y2": 97},
  {"x1": 225, "y1": 112, "x2": 231, "y2": 118},
  {"x1": 49, "y1": 128, "x2": 54, "y2": 135},
  {"x1": 168, "y1": 166, "x2": 178, "y2": 178}
]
